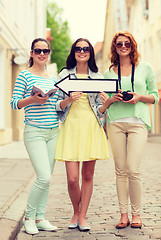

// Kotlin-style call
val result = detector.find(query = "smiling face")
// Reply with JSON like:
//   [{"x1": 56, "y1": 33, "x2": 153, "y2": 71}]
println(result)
[
  {"x1": 115, "y1": 35, "x2": 131, "y2": 57},
  {"x1": 30, "y1": 41, "x2": 50, "y2": 66},
  {"x1": 75, "y1": 40, "x2": 90, "y2": 63}
]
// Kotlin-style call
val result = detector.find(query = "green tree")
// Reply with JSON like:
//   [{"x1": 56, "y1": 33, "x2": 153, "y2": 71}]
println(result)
[{"x1": 47, "y1": 2, "x2": 72, "y2": 73}]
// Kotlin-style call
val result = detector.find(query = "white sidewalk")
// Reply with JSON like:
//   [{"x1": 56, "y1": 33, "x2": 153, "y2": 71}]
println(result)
[
  {"x1": 0, "y1": 141, "x2": 34, "y2": 240},
  {"x1": 0, "y1": 141, "x2": 28, "y2": 159}
]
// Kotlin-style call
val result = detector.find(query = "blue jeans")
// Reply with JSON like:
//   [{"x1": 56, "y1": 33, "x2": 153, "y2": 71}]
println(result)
[{"x1": 24, "y1": 124, "x2": 59, "y2": 220}]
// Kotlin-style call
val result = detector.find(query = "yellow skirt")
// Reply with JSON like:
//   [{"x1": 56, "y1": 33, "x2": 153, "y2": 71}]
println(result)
[{"x1": 55, "y1": 93, "x2": 109, "y2": 161}]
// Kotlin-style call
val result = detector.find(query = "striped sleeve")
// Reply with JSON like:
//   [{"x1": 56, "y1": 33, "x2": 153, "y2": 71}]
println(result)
[{"x1": 10, "y1": 72, "x2": 27, "y2": 109}]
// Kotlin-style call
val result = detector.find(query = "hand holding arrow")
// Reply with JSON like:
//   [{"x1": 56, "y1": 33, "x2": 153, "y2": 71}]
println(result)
[{"x1": 69, "y1": 92, "x2": 83, "y2": 102}]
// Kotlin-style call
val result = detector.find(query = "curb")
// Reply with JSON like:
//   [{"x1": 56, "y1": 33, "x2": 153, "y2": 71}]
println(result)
[
  {"x1": 0, "y1": 216, "x2": 23, "y2": 240},
  {"x1": 0, "y1": 174, "x2": 35, "y2": 240}
]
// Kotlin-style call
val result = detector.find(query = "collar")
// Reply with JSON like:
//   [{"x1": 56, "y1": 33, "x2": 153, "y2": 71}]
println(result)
[{"x1": 68, "y1": 67, "x2": 93, "y2": 79}]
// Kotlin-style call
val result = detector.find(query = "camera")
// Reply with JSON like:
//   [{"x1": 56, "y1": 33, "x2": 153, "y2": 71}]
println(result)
[{"x1": 121, "y1": 91, "x2": 133, "y2": 101}]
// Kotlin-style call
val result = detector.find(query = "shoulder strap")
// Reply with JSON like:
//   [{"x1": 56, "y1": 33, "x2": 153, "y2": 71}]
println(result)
[
  {"x1": 118, "y1": 64, "x2": 121, "y2": 89},
  {"x1": 117, "y1": 63, "x2": 135, "y2": 91},
  {"x1": 131, "y1": 63, "x2": 135, "y2": 92}
]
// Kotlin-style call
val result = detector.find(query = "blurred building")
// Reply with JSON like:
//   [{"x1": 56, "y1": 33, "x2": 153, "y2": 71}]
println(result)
[
  {"x1": 128, "y1": 0, "x2": 161, "y2": 134},
  {"x1": 0, "y1": 0, "x2": 48, "y2": 145},
  {"x1": 102, "y1": 0, "x2": 128, "y2": 73},
  {"x1": 94, "y1": 42, "x2": 104, "y2": 73},
  {"x1": 102, "y1": 0, "x2": 161, "y2": 135}
]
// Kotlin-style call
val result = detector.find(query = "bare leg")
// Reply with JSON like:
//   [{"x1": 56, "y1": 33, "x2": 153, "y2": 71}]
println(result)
[
  {"x1": 65, "y1": 161, "x2": 80, "y2": 224},
  {"x1": 119, "y1": 213, "x2": 129, "y2": 223},
  {"x1": 79, "y1": 160, "x2": 96, "y2": 226},
  {"x1": 131, "y1": 214, "x2": 142, "y2": 223}
]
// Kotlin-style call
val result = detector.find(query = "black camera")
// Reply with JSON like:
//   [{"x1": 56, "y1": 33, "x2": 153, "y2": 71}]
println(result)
[{"x1": 121, "y1": 91, "x2": 133, "y2": 101}]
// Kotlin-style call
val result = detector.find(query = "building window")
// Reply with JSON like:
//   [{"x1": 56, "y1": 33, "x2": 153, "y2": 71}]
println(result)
[
  {"x1": 145, "y1": 0, "x2": 149, "y2": 9},
  {"x1": 142, "y1": 0, "x2": 149, "y2": 18}
]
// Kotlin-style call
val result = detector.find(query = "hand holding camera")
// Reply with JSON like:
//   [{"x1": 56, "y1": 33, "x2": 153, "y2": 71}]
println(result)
[
  {"x1": 118, "y1": 63, "x2": 135, "y2": 102},
  {"x1": 121, "y1": 90, "x2": 133, "y2": 101}
]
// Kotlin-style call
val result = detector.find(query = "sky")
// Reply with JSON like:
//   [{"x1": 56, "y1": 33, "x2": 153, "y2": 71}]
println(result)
[{"x1": 50, "y1": 0, "x2": 107, "y2": 46}]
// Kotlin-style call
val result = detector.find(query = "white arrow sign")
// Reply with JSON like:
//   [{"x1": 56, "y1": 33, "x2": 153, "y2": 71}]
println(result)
[{"x1": 55, "y1": 74, "x2": 118, "y2": 96}]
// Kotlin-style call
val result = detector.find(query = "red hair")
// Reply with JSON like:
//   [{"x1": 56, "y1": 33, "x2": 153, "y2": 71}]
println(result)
[{"x1": 109, "y1": 31, "x2": 141, "y2": 70}]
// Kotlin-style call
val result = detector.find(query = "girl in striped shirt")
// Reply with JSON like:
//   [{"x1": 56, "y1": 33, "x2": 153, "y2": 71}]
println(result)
[{"x1": 11, "y1": 38, "x2": 59, "y2": 235}]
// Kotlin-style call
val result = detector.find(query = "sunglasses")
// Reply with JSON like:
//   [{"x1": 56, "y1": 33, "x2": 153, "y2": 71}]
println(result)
[
  {"x1": 116, "y1": 42, "x2": 131, "y2": 49},
  {"x1": 75, "y1": 46, "x2": 90, "y2": 53},
  {"x1": 33, "y1": 48, "x2": 50, "y2": 55}
]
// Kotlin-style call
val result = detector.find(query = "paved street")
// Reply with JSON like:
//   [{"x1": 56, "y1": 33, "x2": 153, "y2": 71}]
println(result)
[
  {"x1": 0, "y1": 137, "x2": 161, "y2": 240},
  {"x1": 0, "y1": 142, "x2": 35, "y2": 240}
]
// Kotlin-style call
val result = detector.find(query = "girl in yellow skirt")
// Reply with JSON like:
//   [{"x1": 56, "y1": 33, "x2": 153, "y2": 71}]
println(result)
[{"x1": 55, "y1": 38, "x2": 110, "y2": 231}]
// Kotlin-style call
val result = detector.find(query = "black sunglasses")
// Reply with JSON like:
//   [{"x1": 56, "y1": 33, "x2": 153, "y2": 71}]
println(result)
[
  {"x1": 33, "y1": 48, "x2": 50, "y2": 55},
  {"x1": 75, "y1": 46, "x2": 90, "y2": 53},
  {"x1": 116, "y1": 42, "x2": 131, "y2": 49}
]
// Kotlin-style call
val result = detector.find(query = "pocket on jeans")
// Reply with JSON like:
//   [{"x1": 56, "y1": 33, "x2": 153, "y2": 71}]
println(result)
[{"x1": 24, "y1": 125, "x2": 40, "y2": 141}]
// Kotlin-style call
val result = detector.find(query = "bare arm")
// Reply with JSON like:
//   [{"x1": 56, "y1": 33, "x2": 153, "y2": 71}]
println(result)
[
  {"x1": 60, "y1": 92, "x2": 83, "y2": 110},
  {"x1": 139, "y1": 94, "x2": 155, "y2": 104},
  {"x1": 123, "y1": 92, "x2": 155, "y2": 104},
  {"x1": 18, "y1": 92, "x2": 48, "y2": 109},
  {"x1": 99, "y1": 91, "x2": 123, "y2": 112}
]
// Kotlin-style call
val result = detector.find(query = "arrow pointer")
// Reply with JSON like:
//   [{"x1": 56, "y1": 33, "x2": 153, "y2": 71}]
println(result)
[{"x1": 54, "y1": 74, "x2": 118, "y2": 96}]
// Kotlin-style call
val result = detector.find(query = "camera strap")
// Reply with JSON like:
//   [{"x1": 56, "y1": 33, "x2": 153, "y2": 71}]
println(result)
[{"x1": 118, "y1": 63, "x2": 135, "y2": 92}]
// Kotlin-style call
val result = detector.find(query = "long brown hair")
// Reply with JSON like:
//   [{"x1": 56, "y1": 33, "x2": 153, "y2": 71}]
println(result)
[
  {"x1": 65, "y1": 38, "x2": 98, "y2": 73},
  {"x1": 109, "y1": 31, "x2": 141, "y2": 70}
]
